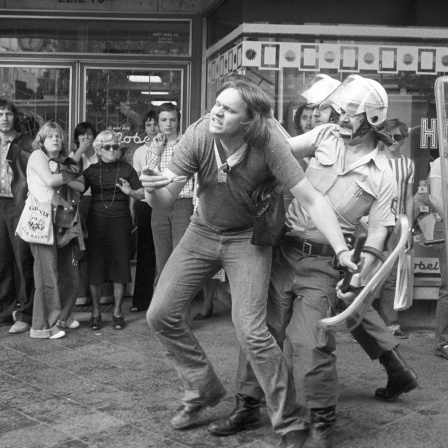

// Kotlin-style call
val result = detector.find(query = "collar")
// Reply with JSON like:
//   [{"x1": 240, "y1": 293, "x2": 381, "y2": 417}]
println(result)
[{"x1": 1, "y1": 130, "x2": 18, "y2": 145}]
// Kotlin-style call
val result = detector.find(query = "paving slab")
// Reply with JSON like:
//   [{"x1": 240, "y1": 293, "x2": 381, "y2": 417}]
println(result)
[{"x1": 0, "y1": 298, "x2": 446, "y2": 448}]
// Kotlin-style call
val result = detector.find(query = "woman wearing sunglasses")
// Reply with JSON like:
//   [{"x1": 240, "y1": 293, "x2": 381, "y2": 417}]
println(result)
[
  {"x1": 378, "y1": 118, "x2": 415, "y2": 339},
  {"x1": 83, "y1": 130, "x2": 144, "y2": 330}
]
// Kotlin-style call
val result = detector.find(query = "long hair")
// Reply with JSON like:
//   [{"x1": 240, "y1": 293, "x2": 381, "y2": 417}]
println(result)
[
  {"x1": 216, "y1": 80, "x2": 274, "y2": 148},
  {"x1": 0, "y1": 98, "x2": 22, "y2": 132},
  {"x1": 74, "y1": 121, "x2": 98, "y2": 148},
  {"x1": 293, "y1": 104, "x2": 308, "y2": 135},
  {"x1": 32, "y1": 121, "x2": 68, "y2": 157}
]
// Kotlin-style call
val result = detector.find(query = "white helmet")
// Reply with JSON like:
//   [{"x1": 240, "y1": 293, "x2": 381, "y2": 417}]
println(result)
[
  {"x1": 321, "y1": 74, "x2": 388, "y2": 126},
  {"x1": 299, "y1": 74, "x2": 341, "y2": 108}
]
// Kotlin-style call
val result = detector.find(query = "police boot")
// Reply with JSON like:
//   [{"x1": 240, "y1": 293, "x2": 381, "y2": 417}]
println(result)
[
  {"x1": 208, "y1": 394, "x2": 261, "y2": 436},
  {"x1": 302, "y1": 406, "x2": 336, "y2": 448},
  {"x1": 374, "y1": 348, "x2": 419, "y2": 402}
]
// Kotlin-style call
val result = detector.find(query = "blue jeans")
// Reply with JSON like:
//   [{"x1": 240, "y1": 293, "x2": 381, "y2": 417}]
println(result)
[
  {"x1": 147, "y1": 221, "x2": 307, "y2": 435},
  {"x1": 436, "y1": 243, "x2": 448, "y2": 348},
  {"x1": 236, "y1": 242, "x2": 397, "y2": 409},
  {"x1": 151, "y1": 197, "x2": 193, "y2": 286}
]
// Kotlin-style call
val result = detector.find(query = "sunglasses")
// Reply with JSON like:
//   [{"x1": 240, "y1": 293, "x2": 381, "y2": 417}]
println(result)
[
  {"x1": 102, "y1": 144, "x2": 120, "y2": 151},
  {"x1": 391, "y1": 134, "x2": 403, "y2": 142}
]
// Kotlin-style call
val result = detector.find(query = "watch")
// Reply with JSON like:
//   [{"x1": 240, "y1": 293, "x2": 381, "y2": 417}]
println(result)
[{"x1": 18, "y1": 37, "x2": 45, "y2": 52}]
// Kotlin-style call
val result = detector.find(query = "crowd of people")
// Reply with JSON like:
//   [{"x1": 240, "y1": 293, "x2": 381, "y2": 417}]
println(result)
[{"x1": 1, "y1": 72, "x2": 447, "y2": 448}]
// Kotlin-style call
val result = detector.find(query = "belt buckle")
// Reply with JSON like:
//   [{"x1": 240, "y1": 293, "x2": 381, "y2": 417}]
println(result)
[{"x1": 302, "y1": 241, "x2": 313, "y2": 256}]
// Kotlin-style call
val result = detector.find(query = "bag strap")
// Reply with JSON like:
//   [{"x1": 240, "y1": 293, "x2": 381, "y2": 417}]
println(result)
[{"x1": 214, "y1": 138, "x2": 257, "y2": 216}]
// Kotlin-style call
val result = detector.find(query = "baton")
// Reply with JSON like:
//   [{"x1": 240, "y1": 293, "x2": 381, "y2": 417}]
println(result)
[{"x1": 339, "y1": 227, "x2": 368, "y2": 293}]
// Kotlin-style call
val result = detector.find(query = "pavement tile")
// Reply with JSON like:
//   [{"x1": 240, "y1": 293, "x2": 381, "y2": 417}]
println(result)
[
  {"x1": 0, "y1": 385, "x2": 57, "y2": 409},
  {"x1": 0, "y1": 372, "x2": 28, "y2": 393},
  {"x1": 83, "y1": 424, "x2": 187, "y2": 448},
  {"x1": 1, "y1": 337, "x2": 68, "y2": 357},
  {"x1": 0, "y1": 409, "x2": 41, "y2": 433},
  {"x1": 0, "y1": 422, "x2": 73, "y2": 448},
  {"x1": 51, "y1": 440, "x2": 90, "y2": 448}
]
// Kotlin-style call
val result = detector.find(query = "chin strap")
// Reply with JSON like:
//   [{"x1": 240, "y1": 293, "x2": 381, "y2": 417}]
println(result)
[{"x1": 351, "y1": 116, "x2": 371, "y2": 139}]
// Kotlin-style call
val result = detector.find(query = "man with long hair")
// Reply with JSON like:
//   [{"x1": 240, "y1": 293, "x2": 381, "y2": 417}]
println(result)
[{"x1": 0, "y1": 99, "x2": 35, "y2": 333}]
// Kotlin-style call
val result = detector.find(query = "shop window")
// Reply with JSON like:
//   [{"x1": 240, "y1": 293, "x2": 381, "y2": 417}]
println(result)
[
  {"x1": 0, "y1": 66, "x2": 71, "y2": 138},
  {"x1": 0, "y1": 18, "x2": 191, "y2": 56}
]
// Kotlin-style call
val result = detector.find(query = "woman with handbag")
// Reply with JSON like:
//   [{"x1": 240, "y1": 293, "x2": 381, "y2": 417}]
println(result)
[{"x1": 26, "y1": 121, "x2": 84, "y2": 339}]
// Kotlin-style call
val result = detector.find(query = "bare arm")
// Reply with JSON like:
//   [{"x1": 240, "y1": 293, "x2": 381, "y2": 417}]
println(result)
[
  {"x1": 140, "y1": 167, "x2": 185, "y2": 209},
  {"x1": 32, "y1": 152, "x2": 79, "y2": 189},
  {"x1": 429, "y1": 177, "x2": 444, "y2": 217},
  {"x1": 289, "y1": 177, "x2": 358, "y2": 271}
]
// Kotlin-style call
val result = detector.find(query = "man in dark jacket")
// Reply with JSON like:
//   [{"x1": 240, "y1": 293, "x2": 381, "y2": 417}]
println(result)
[{"x1": 0, "y1": 99, "x2": 34, "y2": 333}]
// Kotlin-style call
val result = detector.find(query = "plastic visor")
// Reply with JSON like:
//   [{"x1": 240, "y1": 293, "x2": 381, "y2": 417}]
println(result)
[
  {"x1": 298, "y1": 74, "x2": 341, "y2": 108},
  {"x1": 321, "y1": 75, "x2": 386, "y2": 116}
]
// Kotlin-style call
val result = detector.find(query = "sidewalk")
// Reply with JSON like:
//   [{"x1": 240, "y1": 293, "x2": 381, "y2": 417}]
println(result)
[{"x1": 0, "y1": 298, "x2": 446, "y2": 448}]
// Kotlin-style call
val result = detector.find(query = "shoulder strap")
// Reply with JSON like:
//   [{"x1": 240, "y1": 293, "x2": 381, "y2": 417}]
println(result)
[{"x1": 215, "y1": 138, "x2": 256, "y2": 215}]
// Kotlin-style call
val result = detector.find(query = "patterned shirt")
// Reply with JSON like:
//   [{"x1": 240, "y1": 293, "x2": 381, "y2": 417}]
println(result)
[
  {"x1": 145, "y1": 134, "x2": 194, "y2": 199},
  {"x1": 386, "y1": 155, "x2": 415, "y2": 219}
]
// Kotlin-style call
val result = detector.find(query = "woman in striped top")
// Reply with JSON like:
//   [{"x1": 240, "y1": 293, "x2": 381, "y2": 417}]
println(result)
[{"x1": 378, "y1": 118, "x2": 415, "y2": 338}]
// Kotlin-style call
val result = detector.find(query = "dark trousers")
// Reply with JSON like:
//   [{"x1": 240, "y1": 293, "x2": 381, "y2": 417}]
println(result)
[
  {"x1": 0, "y1": 197, "x2": 34, "y2": 324},
  {"x1": 132, "y1": 201, "x2": 156, "y2": 309}
]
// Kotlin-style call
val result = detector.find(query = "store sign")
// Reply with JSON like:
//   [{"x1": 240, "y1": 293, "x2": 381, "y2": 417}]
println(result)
[{"x1": 414, "y1": 257, "x2": 440, "y2": 275}]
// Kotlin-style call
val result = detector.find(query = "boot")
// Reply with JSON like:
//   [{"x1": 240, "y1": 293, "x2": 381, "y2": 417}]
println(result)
[
  {"x1": 208, "y1": 394, "x2": 261, "y2": 436},
  {"x1": 374, "y1": 348, "x2": 419, "y2": 402},
  {"x1": 302, "y1": 406, "x2": 336, "y2": 448}
]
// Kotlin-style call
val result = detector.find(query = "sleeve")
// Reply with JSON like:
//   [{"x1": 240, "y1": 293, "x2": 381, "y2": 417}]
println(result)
[
  {"x1": 82, "y1": 166, "x2": 91, "y2": 193},
  {"x1": 264, "y1": 120, "x2": 306, "y2": 190},
  {"x1": 127, "y1": 164, "x2": 143, "y2": 190},
  {"x1": 168, "y1": 118, "x2": 205, "y2": 177},
  {"x1": 430, "y1": 158, "x2": 441, "y2": 179},
  {"x1": 366, "y1": 167, "x2": 398, "y2": 228}
]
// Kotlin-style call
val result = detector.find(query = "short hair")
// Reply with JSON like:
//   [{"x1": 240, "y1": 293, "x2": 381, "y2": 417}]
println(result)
[
  {"x1": 157, "y1": 103, "x2": 181, "y2": 123},
  {"x1": 32, "y1": 121, "x2": 68, "y2": 156},
  {"x1": 217, "y1": 80, "x2": 274, "y2": 148},
  {"x1": 0, "y1": 98, "x2": 22, "y2": 132},
  {"x1": 74, "y1": 122, "x2": 97, "y2": 148},
  {"x1": 93, "y1": 129, "x2": 120, "y2": 151},
  {"x1": 142, "y1": 110, "x2": 158, "y2": 127},
  {"x1": 383, "y1": 118, "x2": 409, "y2": 138}
]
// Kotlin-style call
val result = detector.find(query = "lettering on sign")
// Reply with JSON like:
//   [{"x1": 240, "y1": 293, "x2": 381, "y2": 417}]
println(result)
[
  {"x1": 414, "y1": 257, "x2": 440, "y2": 274},
  {"x1": 420, "y1": 118, "x2": 448, "y2": 149}
]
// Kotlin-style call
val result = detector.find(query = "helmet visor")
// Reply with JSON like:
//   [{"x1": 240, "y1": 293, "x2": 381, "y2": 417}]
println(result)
[
  {"x1": 321, "y1": 75, "x2": 386, "y2": 117},
  {"x1": 297, "y1": 74, "x2": 340, "y2": 108}
]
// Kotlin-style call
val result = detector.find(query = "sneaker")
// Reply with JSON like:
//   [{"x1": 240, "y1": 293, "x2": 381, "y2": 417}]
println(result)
[
  {"x1": 435, "y1": 344, "x2": 448, "y2": 359},
  {"x1": 49, "y1": 330, "x2": 66, "y2": 340},
  {"x1": 9, "y1": 321, "x2": 30, "y2": 334},
  {"x1": 391, "y1": 329, "x2": 408, "y2": 339},
  {"x1": 68, "y1": 320, "x2": 80, "y2": 329}
]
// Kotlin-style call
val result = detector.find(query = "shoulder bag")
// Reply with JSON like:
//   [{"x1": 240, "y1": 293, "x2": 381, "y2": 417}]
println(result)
[{"x1": 16, "y1": 194, "x2": 54, "y2": 245}]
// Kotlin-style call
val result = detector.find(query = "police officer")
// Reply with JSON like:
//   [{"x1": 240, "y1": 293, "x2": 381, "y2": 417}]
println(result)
[{"x1": 208, "y1": 75, "x2": 418, "y2": 448}]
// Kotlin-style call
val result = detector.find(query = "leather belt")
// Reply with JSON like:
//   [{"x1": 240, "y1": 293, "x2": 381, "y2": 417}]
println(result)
[{"x1": 283, "y1": 235, "x2": 335, "y2": 257}]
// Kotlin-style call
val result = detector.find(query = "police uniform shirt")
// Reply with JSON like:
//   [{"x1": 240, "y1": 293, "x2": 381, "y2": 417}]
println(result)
[{"x1": 287, "y1": 124, "x2": 397, "y2": 244}]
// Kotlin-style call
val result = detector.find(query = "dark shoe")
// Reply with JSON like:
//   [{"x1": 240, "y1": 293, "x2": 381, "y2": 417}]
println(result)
[
  {"x1": 208, "y1": 393, "x2": 260, "y2": 436},
  {"x1": 112, "y1": 315, "x2": 125, "y2": 330},
  {"x1": 193, "y1": 303, "x2": 214, "y2": 321},
  {"x1": 374, "y1": 348, "x2": 419, "y2": 401},
  {"x1": 391, "y1": 329, "x2": 408, "y2": 339},
  {"x1": 90, "y1": 314, "x2": 102, "y2": 330},
  {"x1": 302, "y1": 406, "x2": 336, "y2": 448},
  {"x1": 277, "y1": 430, "x2": 309, "y2": 448},
  {"x1": 435, "y1": 344, "x2": 448, "y2": 359},
  {"x1": 172, "y1": 390, "x2": 226, "y2": 430}
]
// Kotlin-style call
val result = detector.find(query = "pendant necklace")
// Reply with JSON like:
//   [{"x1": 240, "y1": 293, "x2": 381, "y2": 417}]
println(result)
[{"x1": 99, "y1": 160, "x2": 120, "y2": 209}]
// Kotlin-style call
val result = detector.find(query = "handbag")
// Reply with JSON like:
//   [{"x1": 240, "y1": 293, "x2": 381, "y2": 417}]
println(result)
[
  {"x1": 214, "y1": 138, "x2": 285, "y2": 247},
  {"x1": 16, "y1": 194, "x2": 54, "y2": 245},
  {"x1": 225, "y1": 174, "x2": 286, "y2": 247}
]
